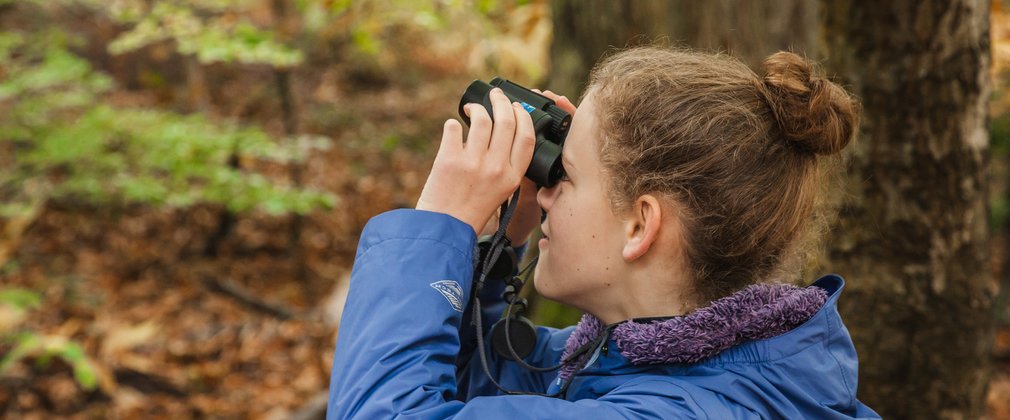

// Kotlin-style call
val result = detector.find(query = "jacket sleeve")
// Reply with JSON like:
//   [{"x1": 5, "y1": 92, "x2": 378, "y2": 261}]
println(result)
[{"x1": 326, "y1": 209, "x2": 697, "y2": 419}]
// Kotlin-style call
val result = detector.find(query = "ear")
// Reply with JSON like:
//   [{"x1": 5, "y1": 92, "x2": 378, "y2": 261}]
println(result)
[{"x1": 622, "y1": 194, "x2": 663, "y2": 262}]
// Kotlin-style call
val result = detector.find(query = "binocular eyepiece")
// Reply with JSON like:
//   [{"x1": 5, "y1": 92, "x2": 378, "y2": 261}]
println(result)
[{"x1": 458, "y1": 78, "x2": 571, "y2": 188}]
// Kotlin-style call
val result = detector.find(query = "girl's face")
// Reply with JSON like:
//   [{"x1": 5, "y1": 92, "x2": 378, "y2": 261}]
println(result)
[{"x1": 534, "y1": 94, "x2": 627, "y2": 308}]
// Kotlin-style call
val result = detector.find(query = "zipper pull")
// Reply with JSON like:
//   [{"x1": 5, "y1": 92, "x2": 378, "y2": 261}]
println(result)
[{"x1": 601, "y1": 324, "x2": 615, "y2": 356}]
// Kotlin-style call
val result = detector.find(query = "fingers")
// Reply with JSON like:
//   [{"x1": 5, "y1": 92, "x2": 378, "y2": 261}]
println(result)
[
  {"x1": 554, "y1": 95, "x2": 577, "y2": 114},
  {"x1": 464, "y1": 102, "x2": 492, "y2": 156},
  {"x1": 436, "y1": 119, "x2": 463, "y2": 159},
  {"x1": 487, "y1": 88, "x2": 516, "y2": 161},
  {"x1": 532, "y1": 88, "x2": 576, "y2": 114},
  {"x1": 460, "y1": 88, "x2": 533, "y2": 188},
  {"x1": 510, "y1": 101, "x2": 536, "y2": 175}
]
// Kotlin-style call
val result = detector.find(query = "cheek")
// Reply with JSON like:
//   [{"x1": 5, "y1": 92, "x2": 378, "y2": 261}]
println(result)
[
  {"x1": 553, "y1": 203, "x2": 602, "y2": 248},
  {"x1": 544, "y1": 218, "x2": 593, "y2": 281}
]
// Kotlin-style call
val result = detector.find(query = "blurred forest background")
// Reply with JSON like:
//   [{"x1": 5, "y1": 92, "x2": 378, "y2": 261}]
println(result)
[{"x1": 0, "y1": 0, "x2": 1008, "y2": 418}]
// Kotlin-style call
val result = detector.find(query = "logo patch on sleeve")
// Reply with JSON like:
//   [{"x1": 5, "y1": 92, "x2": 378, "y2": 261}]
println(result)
[{"x1": 430, "y1": 280, "x2": 465, "y2": 312}]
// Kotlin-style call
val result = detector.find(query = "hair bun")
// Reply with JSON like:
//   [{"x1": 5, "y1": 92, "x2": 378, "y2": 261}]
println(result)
[{"x1": 760, "y1": 52, "x2": 859, "y2": 156}]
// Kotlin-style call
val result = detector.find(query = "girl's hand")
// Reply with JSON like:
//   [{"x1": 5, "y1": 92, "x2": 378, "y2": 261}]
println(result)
[
  {"x1": 416, "y1": 88, "x2": 537, "y2": 236},
  {"x1": 532, "y1": 89, "x2": 577, "y2": 115},
  {"x1": 478, "y1": 89, "x2": 576, "y2": 246}
]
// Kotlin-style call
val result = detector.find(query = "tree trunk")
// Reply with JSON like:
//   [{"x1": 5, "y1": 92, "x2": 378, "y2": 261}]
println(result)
[
  {"x1": 548, "y1": 0, "x2": 818, "y2": 99},
  {"x1": 821, "y1": 1, "x2": 993, "y2": 418}
]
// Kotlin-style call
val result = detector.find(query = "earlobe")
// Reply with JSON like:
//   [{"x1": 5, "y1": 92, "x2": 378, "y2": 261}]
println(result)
[{"x1": 622, "y1": 195, "x2": 662, "y2": 262}]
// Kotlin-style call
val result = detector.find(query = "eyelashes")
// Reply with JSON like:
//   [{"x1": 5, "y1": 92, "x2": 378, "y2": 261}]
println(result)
[{"x1": 559, "y1": 172, "x2": 571, "y2": 183}]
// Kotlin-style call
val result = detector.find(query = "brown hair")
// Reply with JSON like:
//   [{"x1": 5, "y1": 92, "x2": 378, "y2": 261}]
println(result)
[{"x1": 585, "y1": 47, "x2": 859, "y2": 304}]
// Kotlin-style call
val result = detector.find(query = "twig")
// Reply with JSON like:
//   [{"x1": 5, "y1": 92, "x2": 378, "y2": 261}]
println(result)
[{"x1": 200, "y1": 276, "x2": 295, "y2": 320}]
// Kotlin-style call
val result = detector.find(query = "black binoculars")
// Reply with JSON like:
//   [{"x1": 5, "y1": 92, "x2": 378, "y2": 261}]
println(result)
[{"x1": 458, "y1": 78, "x2": 572, "y2": 188}]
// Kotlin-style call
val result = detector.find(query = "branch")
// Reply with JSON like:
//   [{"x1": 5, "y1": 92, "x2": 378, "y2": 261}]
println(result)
[{"x1": 200, "y1": 276, "x2": 295, "y2": 320}]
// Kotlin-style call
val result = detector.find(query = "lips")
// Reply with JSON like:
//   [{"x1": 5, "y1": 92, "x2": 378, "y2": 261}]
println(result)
[{"x1": 540, "y1": 224, "x2": 550, "y2": 240}]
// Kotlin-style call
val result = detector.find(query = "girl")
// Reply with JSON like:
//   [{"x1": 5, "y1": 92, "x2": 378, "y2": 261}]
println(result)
[{"x1": 327, "y1": 46, "x2": 880, "y2": 419}]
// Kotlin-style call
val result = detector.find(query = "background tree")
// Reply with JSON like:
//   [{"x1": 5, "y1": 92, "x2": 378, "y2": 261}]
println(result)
[
  {"x1": 822, "y1": 1, "x2": 993, "y2": 418},
  {"x1": 548, "y1": 0, "x2": 818, "y2": 99}
]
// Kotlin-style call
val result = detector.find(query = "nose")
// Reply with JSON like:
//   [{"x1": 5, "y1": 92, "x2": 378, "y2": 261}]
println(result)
[{"x1": 537, "y1": 182, "x2": 560, "y2": 213}]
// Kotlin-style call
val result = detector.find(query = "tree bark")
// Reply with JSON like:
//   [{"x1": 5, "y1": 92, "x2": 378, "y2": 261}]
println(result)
[
  {"x1": 548, "y1": 0, "x2": 818, "y2": 99},
  {"x1": 821, "y1": 1, "x2": 993, "y2": 418}
]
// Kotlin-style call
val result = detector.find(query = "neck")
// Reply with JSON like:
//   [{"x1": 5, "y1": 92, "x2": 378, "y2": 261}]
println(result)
[{"x1": 588, "y1": 264, "x2": 695, "y2": 324}]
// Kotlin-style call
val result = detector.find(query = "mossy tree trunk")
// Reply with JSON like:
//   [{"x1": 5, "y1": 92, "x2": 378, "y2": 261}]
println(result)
[{"x1": 821, "y1": 1, "x2": 993, "y2": 418}]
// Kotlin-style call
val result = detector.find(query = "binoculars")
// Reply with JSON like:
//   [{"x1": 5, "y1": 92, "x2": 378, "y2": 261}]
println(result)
[{"x1": 458, "y1": 78, "x2": 572, "y2": 188}]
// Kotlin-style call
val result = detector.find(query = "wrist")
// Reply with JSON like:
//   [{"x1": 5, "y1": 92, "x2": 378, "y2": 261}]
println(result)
[{"x1": 414, "y1": 203, "x2": 482, "y2": 236}]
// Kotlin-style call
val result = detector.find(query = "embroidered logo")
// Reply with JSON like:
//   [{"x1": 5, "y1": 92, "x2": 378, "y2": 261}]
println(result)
[{"x1": 430, "y1": 280, "x2": 465, "y2": 312}]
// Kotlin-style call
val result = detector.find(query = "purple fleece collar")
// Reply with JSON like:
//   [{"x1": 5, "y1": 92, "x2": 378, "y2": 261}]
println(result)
[{"x1": 558, "y1": 283, "x2": 828, "y2": 382}]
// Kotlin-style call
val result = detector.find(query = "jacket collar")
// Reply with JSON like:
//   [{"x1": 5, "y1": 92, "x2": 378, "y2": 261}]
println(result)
[{"x1": 558, "y1": 277, "x2": 835, "y2": 382}]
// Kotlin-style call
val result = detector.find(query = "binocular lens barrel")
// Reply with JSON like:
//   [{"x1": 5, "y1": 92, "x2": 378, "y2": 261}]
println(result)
[
  {"x1": 458, "y1": 78, "x2": 571, "y2": 188},
  {"x1": 529, "y1": 139, "x2": 563, "y2": 189}
]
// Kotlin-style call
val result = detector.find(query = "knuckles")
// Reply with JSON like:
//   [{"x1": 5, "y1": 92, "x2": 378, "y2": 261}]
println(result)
[
  {"x1": 482, "y1": 164, "x2": 506, "y2": 179},
  {"x1": 518, "y1": 132, "x2": 535, "y2": 145}
]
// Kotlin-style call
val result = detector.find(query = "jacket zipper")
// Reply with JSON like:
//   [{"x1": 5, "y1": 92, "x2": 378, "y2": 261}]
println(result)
[{"x1": 600, "y1": 325, "x2": 614, "y2": 357}]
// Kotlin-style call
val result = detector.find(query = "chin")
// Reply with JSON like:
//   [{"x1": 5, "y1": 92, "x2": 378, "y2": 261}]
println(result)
[
  {"x1": 531, "y1": 272, "x2": 548, "y2": 296},
  {"x1": 533, "y1": 264, "x2": 581, "y2": 306},
  {"x1": 533, "y1": 275, "x2": 577, "y2": 308},
  {"x1": 531, "y1": 269, "x2": 558, "y2": 301}
]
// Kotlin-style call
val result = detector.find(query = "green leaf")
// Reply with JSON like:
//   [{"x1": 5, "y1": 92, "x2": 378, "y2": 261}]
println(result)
[
  {"x1": 0, "y1": 289, "x2": 41, "y2": 311},
  {"x1": 57, "y1": 342, "x2": 84, "y2": 362},
  {"x1": 0, "y1": 333, "x2": 40, "y2": 373},
  {"x1": 331, "y1": 0, "x2": 353, "y2": 15},
  {"x1": 72, "y1": 360, "x2": 98, "y2": 390},
  {"x1": 351, "y1": 26, "x2": 380, "y2": 55},
  {"x1": 262, "y1": 196, "x2": 289, "y2": 215},
  {"x1": 54, "y1": 342, "x2": 98, "y2": 390}
]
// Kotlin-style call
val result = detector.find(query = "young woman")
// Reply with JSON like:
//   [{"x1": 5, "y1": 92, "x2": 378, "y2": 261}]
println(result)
[{"x1": 327, "y1": 46, "x2": 881, "y2": 419}]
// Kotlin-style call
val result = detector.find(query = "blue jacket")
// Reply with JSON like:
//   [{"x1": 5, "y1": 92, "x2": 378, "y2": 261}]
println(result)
[{"x1": 328, "y1": 209, "x2": 880, "y2": 419}]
